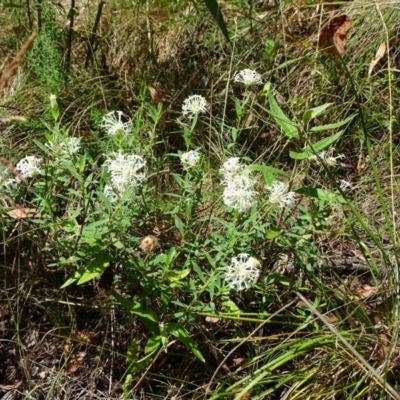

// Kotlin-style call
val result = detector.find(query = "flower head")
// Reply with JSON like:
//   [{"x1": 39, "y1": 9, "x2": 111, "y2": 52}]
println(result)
[
  {"x1": 339, "y1": 179, "x2": 352, "y2": 191},
  {"x1": 2, "y1": 178, "x2": 21, "y2": 191},
  {"x1": 16, "y1": 156, "x2": 41, "y2": 178},
  {"x1": 266, "y1": 181, "x2": 295, "y2": 208},
  {"x1": 225, "y1": 253, "x2": 261, "y2": 291},
  {"x1": 219, "y1": 157, "x2": 251, "y2": 187},
  {"x1": 101, "y1": 111, "x2": 132, "y2": 137},
  {"x1": 234, "y1": 69, "x2": 263, "y2": 86},
  {"x1": 103, "y1": 150, "x2": 146, "y2": 195},
  {"x1": 223, "y1": 185, "x2": 257, "y2": 213},
  {"x1": 46, "y1": 137, "x2": 81, "y2": 156},
  {"x1": 180, "y1": 150, "x2": 201, "y2": 170},
  {"x1": 139, "y1": 235, "x2": 160, "y2": 254},
  {"x1": 309, "y1": 149, "x2": 345, "y2": 167},
  {"x1": 103, "y1": 184, "x2": 118, "y2": 203},
  {"x1": 182, "y1": 95, "x2": 207, "y2": 119}
]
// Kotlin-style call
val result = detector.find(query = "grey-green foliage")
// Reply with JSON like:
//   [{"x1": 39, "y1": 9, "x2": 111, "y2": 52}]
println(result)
[{"x1": 28, "y1": 3, "x2": 64, "y2": 92}]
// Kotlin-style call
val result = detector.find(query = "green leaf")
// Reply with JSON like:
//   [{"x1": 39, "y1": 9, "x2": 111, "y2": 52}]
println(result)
[
  {"x1": 302, "y1": 103, "x2": 333, "y2": 124},
  {"x1": 126, "y1": 336, "x2": 139, "y2": 363},
  {"x1": 310, "y1": 114, "x2": 356, "y2": 132},
  {"x1": 144, "y1": 335, "x2": 161, "y2": 354},
  {"x1": 77, "y1": 252, "x2": 112, "y2": 285},
  {"x1": 268, "y1": 92, "x2": 299, "y2": 139},
  {"x1": 296, "y1": 187, "x2": 345, "y2": 204},
  {"x1": 112, "y1": 291, "x2": 159, "y2": 322},
  {"x1": 289, "y1": 130, "x2": 343, "y2": 160},
  {"x1": 265, "y1": 229, "x2": 281, "y2": 239},
  {"x1": 222, "y1": 298, "x2": 241, "y2": 314},
  {"x1": 165, "y1": 322, "x2": 205, "y2": 362},
  {"x1": 174, "y1": 215, "x2": 185, "y2": 238},
  {"x1": 166, "y1": 268, "x2": 191, "y2": 283},
  {"x1": 266, "y1": 273, "x2": 293, "y2": 286},
  {"x1": 202, "y1": 0, "x2": 231, "y2": 44},
  {"x1": 265, "y1": 36, "x2": 276, "y2": 63}
]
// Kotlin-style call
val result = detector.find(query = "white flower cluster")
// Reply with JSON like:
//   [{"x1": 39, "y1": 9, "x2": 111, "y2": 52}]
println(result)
[
  {"x1": 225, "y1": 253, "x2": 261, "y2": 291},
  {"x1": 103, "y1": 150, "x2": 146, "y2": 201},
  {"x1": 266, "y1": 181, "x2": 295, "y2": 209},
  {"x1": 16, "y1": 156, "x2": 42, "y2": 178},
  {"x1": 101, "y1": 111, "x2": 132, "y2": 137},
  {"x1": 220, "y1": 157, "x2": 257, "y2": 213},
  {"x1": 182, "y1": 95, "x2": 207, "y2": 119},
  {"x1": 45, "y1": 137, "x2": 81, "y2": 156},
  {"x1": 234, "y1": 69, "x2": 263, "y2": 86},
  {"x1": 309, "y1": 149, "x2": 345, "y2": 167},
  {"x1": 0, "y1": 156, "x2": 42, "y2": 192},
  {"x1": 180, "y1": 150, "x2": 201, "y2": 170}
]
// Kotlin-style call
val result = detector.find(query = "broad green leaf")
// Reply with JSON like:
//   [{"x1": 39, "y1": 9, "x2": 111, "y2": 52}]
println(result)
[
  {"x1": 268, "y1": 92, "x2": 299, "y2": 139},
  {"x1": 166, "y1": 268, "x2": 191, "y2": 283},
  {"x1": 265, "y1": 229, "x2": 281, "y2": 239},
  {"x1": 303, "y1": 103, "x2": 333, "y2": 124},
  {"x1": 113, "y1": 291, "x2": 159, "y2": 322},
  {"x1": 296, "y1": 187, "x2": 345, "y2": 204},
  {"x1": 202, "y1": 0, "x2": 231, "y2": 44},
  {"x1": 310, "y1": 114, "x2": 356, "y2": 132},
  {"x1": 222, "y1": 299, "x2": 241, "y2": 314},
  {"x1": 165, "y1": 322, "x2": 205, "y2": 362},
  {"x1": 77, "y1": 252, "x2": 112, "y2": 285},
  {"x1": 289, "y1": 130, "x2": 343, "y2": 160},
  {"x1": 144, "y1": 335, "x2": 161, "y2": 354}
]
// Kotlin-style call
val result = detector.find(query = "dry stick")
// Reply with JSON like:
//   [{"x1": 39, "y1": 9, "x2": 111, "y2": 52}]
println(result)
[
  {"x1": 65, "y1": 0, "x2": 76, "y2": 76},
  {"x1": 295, "y1": 292, "x2": 400, "y2": 400},
  {"x1": 0, "y1": 32, "x2": 37, "y2": 90},
  {"x1": 203, "y1": 299, "x2": 297, "y2": 399},
  {"x1": 0, "y1": 116, "x2": 27, "y2": 123},
  {"x1": 84, "y1": 1, "x2": 105, "y2": 68},
  {"x1": 26, "y1": 0, "x2": 32, "y2": 30}
]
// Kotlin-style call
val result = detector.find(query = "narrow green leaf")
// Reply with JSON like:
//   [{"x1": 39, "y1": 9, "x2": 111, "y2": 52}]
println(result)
[
  {"x1": 310, "y1": 114, "x2": 356, "y2": 132},
  {"x1": 289, "y1": 130, "x2": 343, "y2": 160},
  {"x1": 222, "y1": 299, "x2": 241, "y2": 314},
  {"x1": 202, "y1": 0, "x2": 231, "y2": 44},
  {"x1": 296, "y1": 187, "x2": 345, "y2": 204},
  {"x1": 126, "y1": 336, "x2": 139, "y2": 363},
  {"x1": 302, "y1": 103, "x2": 333, "y2": 124},
  {"x1": 112, "y1": 291, "x2": 159, "y2": 322},
  {"x1": 77, "y1": 252, "x2": 112, "y2": 285},
  {"x1": 268, "y1": 92, "x2": 299, "y2": 139},
  {"x1": 265, "y1": 36, "x2": 275, "y2": 63},
  {"x1": 144, "y1": 335, "x2": 161, "y2": 354},
  {"x1": 174, "y1": 215, "x2": 185, "y2": 238},
  {"x1": 165, "y1": 322, "x2": 205, "y2": 362},
  {"x1": 166, "y1": 268, "x2": 190, "y2": 283}
]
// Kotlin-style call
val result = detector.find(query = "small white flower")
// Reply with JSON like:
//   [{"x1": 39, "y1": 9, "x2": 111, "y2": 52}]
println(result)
[
  {"x1": 180, "y1": 150, "x2": 201, "y2": 170},
  {"x1": 182, "y1": 95, "x2": 207, "y2": 119},
  {"x1": 223, "y1": 184, "x2": 257, "y2": 213},
  {"x1": 103, "y1": 184, "x2": 118, "y2": 203},
  {"x1": 309, "y1": 149, "x2": 345, "y2": 167},
  {"x1": 2, "y1": 177, "x2": 21, "y2": 191},
  {"x1": 16, "y1": 156, "x2": 41, "y2": 178},
  {"x1": 339, "y1": 179, "x2": 352, "y2": 191},
  {"x1": 234, "y1": 69, "x2": 263, "y2": 86},
  {"x1": 46, "y1": 137, "x2": 81, "y2": 155},
  {"x1": 101, "y1": 111, "x2": 132, "y2": 137},
  {"x1": 49, "y1": 94, "x2": 57, "y2": 109},
  {"x1": 103, "y1": 150, "x2": 146, "y2": 195},
  {"x1": 266, "y1": 181, "x2": 295, "y2": 208},
  {"x1": 225, "y1": 253, "x2": 261, "y2": 291},
  {"x1": 219, "y1": 157, "x2": 251, "y2": 187}
]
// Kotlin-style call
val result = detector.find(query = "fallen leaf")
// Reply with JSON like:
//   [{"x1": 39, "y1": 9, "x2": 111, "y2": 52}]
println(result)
[
  {"x1": 326, "y1": 312, "x2": 339, "y2": 324},
  {"x1": 205, "y1": 316, "x2": 221, "y2": 324},
  {"x1": 350, "y1": 249, "x2": 366, "y2": 262},
  {"x1": 65, "y1": 351, "x2": 86, "y2": 375},
  {"x1": 353, "y1": 284, "x2": 379, "y2": 299},
  {"x1": 368, "y1": 43, "x2": 386, "y2": 77},
  {"x1": 319, "y1": 15, "x2": 351, "y2": 55},
  {"x1": 7, "y1": 207, "x2": 39, "y2": 219}
]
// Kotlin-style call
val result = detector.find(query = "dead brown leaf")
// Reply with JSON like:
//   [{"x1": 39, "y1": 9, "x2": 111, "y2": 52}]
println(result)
[
  {"x1": 368, "y1": 43, "x2": 386, "y2": 77},
  {"x1": 319, "y1": 15, "x2": 351, "y2": 55},
  {"x1": 65, "y1": 351, "x2": 86, "y2": 375},
  {"x1": 350, "y1": 249, "x2": 366, "y2": 262},
  {"x1": 353, "y1": 284, "x2": 379, "y2": 299},
  {"x1": 7, "y1": 207, "x2": 39, "y2": 219}
]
